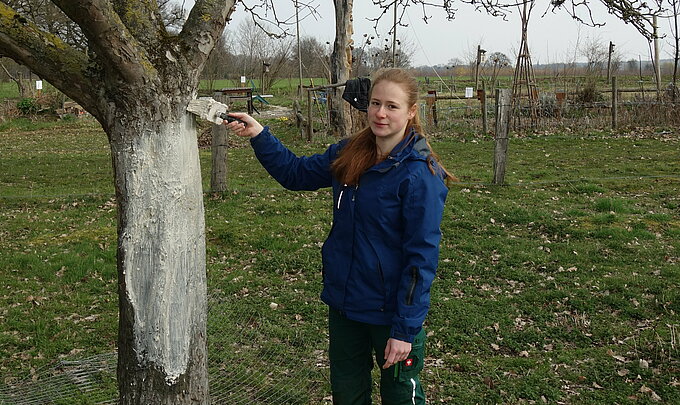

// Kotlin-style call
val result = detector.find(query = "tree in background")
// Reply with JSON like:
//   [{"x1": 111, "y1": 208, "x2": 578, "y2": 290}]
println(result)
[
  {"x1": 485, "y1": 51, "x2": 511, "y2": 91},
  {"x1": 232, "y1": 18, "x2": 294, "y2": 89},
  {"x1": 299, "y1": 36, "x2": 331, "y2": 81},
  {"x1": 361, "y1": 36, "x2": 413, "y2": 71},
  {"x1": 0, "y1": 1, "x2": 237, "y2": 403},
  {"x1": 0, "y1": 58, "x2": 34, "y2": 98},
  {"x1": 580, "y1": 36, "x2": 612, "y2": 77},
  {"x1": 201, "y1": 30, "x2": 235, "y2": 91}
]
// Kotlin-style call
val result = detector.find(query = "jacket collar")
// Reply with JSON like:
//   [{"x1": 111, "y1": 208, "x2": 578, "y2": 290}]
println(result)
[{"x1": 372, "y1": 128, "x2": 429, "y2": 172}]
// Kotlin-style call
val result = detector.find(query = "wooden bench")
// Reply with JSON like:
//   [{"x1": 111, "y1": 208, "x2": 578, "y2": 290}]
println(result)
[{"x1": 198, "y1": 87, "x2": 254, "y2": 114}]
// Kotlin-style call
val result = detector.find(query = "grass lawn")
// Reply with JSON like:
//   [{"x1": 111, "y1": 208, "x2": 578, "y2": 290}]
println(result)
[{"x1": 0, "y1": 115, "x2": 678, "y2": 404}]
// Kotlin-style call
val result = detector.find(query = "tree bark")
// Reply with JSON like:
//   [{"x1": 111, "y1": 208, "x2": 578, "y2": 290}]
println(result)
[
  {"x1": 112, "y1": 114, "x2": 208, "y2": 403},
  {"x1": 330, "y1": 0, "x2": 353, "y2": 138}
]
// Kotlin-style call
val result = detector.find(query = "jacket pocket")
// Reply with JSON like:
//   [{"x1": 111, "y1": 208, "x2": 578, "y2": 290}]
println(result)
[{"x1": 405, "y1": 266, "x2": 419, "y2": 306}]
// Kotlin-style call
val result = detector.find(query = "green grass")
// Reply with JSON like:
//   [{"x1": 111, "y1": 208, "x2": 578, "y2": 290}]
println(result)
[{"x1": 0, "y1": 115, "x2": 679, "y2": 404}]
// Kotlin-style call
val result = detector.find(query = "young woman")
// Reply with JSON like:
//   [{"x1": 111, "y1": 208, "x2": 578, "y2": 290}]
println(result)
[{"x1": 226, "y1": 68, "x2": 453, "y2": 404}]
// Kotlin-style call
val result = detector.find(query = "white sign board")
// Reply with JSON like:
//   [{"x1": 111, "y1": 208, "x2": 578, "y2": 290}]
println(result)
[
  {"x1": 240, "y1": 76, "x2": 246, "y2": 84},
  {"x1": 36, "y1": 80, "x2": 43, "y2": 90},
  {"x1": 465, "y1": 87, "x2": 474, "y2": 98}
]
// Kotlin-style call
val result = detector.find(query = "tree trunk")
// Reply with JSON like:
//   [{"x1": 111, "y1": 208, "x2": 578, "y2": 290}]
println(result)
[
  {"x1": 110, "y1": 113, "x2": 208, "y2": 404},
  {"x1": 330, "y1": 0, "x2": 353, "y2": 138}
]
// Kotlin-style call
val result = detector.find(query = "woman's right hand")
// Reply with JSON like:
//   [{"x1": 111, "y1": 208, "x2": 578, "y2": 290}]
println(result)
[{"x1": 224, "y1": 112, "x2": 264, "y2": 138}]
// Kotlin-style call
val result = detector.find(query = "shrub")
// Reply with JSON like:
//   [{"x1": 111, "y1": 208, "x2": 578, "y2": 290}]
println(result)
[
  {"x1": 16, "y1": 98, "x2": 39, "y2": 115},
  {"x1": 575, "y1": 81, "x2": 604, "y2": 104}
]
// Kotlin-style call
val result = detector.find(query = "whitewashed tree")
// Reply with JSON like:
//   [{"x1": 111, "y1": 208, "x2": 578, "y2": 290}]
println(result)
[{"x1": 0, "y1": 1, "x2": 237, "y2": 403}]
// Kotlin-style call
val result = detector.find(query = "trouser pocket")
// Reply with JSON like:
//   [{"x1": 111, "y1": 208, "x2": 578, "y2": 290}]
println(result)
[
  {"x1": 394, "y1": 329, "x2": 425, "y2": 382},
  {"x1": 380, "y1": 329, "x2": 427, "y2": 404}
]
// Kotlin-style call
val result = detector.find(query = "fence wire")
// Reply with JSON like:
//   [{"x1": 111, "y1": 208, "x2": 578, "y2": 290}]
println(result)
[
  {"x1": 419, "y1": 95, "x2": 680, "y2": 135},
  {"x1": 0, "y1": 291, "x2": 329, "y2": 405}
]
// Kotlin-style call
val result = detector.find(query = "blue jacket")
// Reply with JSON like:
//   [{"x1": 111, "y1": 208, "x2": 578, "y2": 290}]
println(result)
[{"x1": 250, "y1": 127, "x2": 448, "y2": 343}]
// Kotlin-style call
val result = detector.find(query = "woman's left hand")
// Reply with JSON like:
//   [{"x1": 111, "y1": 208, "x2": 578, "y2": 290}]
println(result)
[{"x1": 382, "y1": 338, "x2": 412, "y2": 369}]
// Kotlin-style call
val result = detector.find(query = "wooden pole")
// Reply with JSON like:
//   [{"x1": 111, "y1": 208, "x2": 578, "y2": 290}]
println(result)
[
  {"x1": 607, "y1": 41, "x2": 615, "y2": 82},
  {"x1": 639, "y1": 55, "x2": 646, "y2": 101},
  {"x1": 293, "y1": 99, "x2": 303, "y2": 138},
  {"x1": 481, "y1": 80, "x2": 488, "y2": 135},
  {"x1": 611, "y1": 76, "x2": 618, "y2": 130},
  {"x1": 307, "y1": 89, "x2": 313, "y2": 141},
  {"x1": 210, "y1": 93, "x2": 228, "y2": 192},
  {"x1": 493, "y1": 89, "x2": 511, "y2": 185},
  {"x1": 296, "y1": 0, "x2": 303, "y2": 99},
  {"x1": 210, "y1": 124, "x2": 228, "y2": 192},
  {"x1": 426, "y1": 90, "x2": 438, "y2": 127}
]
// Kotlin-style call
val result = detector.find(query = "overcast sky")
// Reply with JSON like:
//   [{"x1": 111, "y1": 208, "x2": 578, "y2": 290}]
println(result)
[{"x1": 177, "y1": 1, "x2": 674, "y2": 67}]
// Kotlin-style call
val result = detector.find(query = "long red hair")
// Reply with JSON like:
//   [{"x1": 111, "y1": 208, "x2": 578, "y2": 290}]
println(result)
[{"x1": 331, "y1": 68, "x2": 456, "y2": 185}]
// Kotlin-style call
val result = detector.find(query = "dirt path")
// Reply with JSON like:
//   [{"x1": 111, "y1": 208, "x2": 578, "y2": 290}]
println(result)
[{"x1": 256, "y1": 105, "x2": 292, "y2": 119}]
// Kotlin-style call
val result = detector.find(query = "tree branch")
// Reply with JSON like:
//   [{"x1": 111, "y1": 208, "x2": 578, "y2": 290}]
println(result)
[
  {"x1": 51, "y1": 0, "x2": 152, "y2": 84},
  {"x1": 110, "y1": 0, "x2": 166, "y2": 49},
  {"x1": 177, "y1": 0, "x2": 236, "y2": 75},
  {"x1": 555, "y1": 0, "x2": 662, "y2": 40},
  {"x1": 0, "y1": 3, "x2": 100, "y2": 115},
  {"x1": 368, "y1": 0, "x2": 661, "y2": 41}
]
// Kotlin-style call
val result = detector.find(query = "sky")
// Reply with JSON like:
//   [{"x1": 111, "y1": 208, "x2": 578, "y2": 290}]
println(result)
[{"x1": 177, "y1": 1, "x2": 675, "y2": 67}]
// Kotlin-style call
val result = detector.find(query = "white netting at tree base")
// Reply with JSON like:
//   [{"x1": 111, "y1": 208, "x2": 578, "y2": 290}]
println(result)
[{"x1": 0, "y1": 291, "x2": 331, "y2": 404}]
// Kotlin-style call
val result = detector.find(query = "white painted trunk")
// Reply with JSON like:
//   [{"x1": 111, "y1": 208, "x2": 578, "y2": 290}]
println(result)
[{"x1": 111, "y1": 112, "x2": 208, "y2": 404}]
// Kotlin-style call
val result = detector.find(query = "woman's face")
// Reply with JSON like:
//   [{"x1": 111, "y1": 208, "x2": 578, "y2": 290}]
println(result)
[{"x1": 368, "y1": 80, "x2": 416, "y2": 143}]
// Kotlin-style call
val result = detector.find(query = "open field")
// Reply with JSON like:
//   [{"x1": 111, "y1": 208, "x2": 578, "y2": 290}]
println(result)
[{"x1": 0, "y1": 116, "x2": 679, "y2": 403}]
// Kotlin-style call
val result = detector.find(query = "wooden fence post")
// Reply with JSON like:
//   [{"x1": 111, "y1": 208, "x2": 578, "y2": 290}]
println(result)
[
  {"x1": 426, "y1": 90, "x2": 438, "y2": 127},
  {"x1": 493, "y1": 89, "x2": 511, "y2": 185},
  {"x1": 210, "y1": 93, "x2": 228, "y2": 192},
  {"x1": 306, "y1": 89, "x2": 313, "y2": 141},
  {"x1": 481, "y1": 80, "x2": 488, "y2": 134},
  {"x1": 611, "y1": 76, "x2": 618, "y2": 130}
]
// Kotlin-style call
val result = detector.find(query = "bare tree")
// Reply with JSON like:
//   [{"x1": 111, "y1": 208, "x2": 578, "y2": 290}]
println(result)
[
  {"x1": 299, "y1": 36, "x2": 331, "y2": 79},
  {"x1": 0, "y1": 1, "x2": 239, "y2": 403},
  {"x1": 201, "y1": 30, "x2": 234, "y2": 90},
  {"x1": 0, "y1": 58, "x2": 33, "y2": 97},
  {"x1": 484, "y1": 51, "x2": 511, "y2": 90},
  {"x1": 580, "y1": 35, "x2": 609, "y2": 77},
  {"x1": 231, "y1": 19, "x2": 294, "y2": 89}
]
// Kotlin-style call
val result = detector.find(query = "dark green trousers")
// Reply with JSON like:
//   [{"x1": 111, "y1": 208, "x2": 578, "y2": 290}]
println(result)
[{"x1": 328, "y1": 308, "x2": 426, "y2": 405}]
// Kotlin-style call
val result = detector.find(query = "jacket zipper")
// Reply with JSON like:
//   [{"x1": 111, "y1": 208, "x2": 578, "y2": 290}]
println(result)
[
  {"x1": 337, "y1": 183, "x2": 347, "y2": 210},
  {"x1": 337, "y1": 183, "x2": 359, "y2": 209},
  {"x1": 406, "y1": 267, "x2": 418, "y2": 305}
]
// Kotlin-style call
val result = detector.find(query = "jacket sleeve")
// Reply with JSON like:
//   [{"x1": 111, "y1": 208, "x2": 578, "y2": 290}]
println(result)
[
  {"x1": 391, "y1": 163, "x2": 448, "y2": 343},
  {"x1": 249, "y1": 126, "x2": 337, "y2": 191}
]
